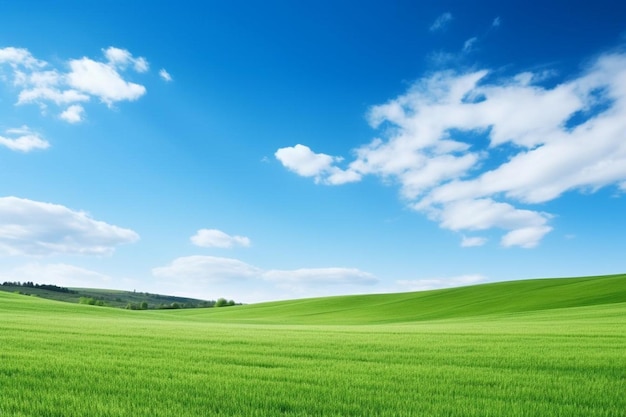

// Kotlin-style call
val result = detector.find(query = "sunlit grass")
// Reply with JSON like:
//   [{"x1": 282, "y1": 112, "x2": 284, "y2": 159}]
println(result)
[{"x1": 1, "y1": 275, "x2": 624, "y2": 416}]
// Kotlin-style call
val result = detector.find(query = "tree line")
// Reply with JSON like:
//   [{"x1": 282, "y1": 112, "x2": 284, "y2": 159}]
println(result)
[
  {"x1": 125, "y1": 298, "x2": 237, "y2": 310},
  {"x1": 1, "y1": 281, "x2": 75, "y2": 293}
]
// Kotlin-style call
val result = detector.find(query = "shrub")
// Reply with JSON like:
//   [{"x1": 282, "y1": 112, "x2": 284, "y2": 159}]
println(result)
[
  {"x1": 216, "y1": 298, "x2": 236, "y2": 307},
  {"x1": 79, "y1": 297, "x2": 97, "y2": 305}
]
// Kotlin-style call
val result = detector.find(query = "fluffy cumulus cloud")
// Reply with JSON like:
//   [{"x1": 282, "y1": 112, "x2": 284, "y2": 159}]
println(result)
[
  {"x1": 275, "y1": 144, "x2": 361, "y2": 184},
  {"x1": 0, "y1": 126, "x2": 49, "y2": 152},
  {"x1": 0, "y1": 196, "x2": 139, "y2": 256},
  {"x1": 152, "y1": 255, "x2": 379, "y2": 301},
  {"x1": 276, "y1": 51, "x2": 626, "y2": 248},
  {"x1": 0, "y1": 46, "x2": 150, "y2": 123},
  {"x1": 59, "y1": 104, "x2": 85, "y2": 123},
  {"x1": 191, "y1": 229, "x2": 251, "y2": 248}
]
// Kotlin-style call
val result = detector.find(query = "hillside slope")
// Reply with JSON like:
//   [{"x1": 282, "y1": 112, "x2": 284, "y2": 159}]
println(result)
[
  {"x1": 170, "y1": 274, "x2": 626, "y2": 324},
  {"x1": 2, "y1": 274, "x2": 624, "y2": 325},
  {"x1": 0, "y1": 284, "x2": 213, "y2": 309}
]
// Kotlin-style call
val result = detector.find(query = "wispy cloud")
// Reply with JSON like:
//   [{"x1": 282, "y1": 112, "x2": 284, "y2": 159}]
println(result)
[
  {"x1": 0, "y1": 126, "x2": 49, "y2": 152},
  {"x1": 191, "y1": 229, "x2": 251, "y2": 249},
  {"x1": 463, "y1": 37, "x2": 478, "y2": 52},
  {"x1": 396, "y1": 274, "x2": 486, "y2": 292},
  {"x1": 429, "y1": 12, "x2": 453, "y2": 32},
  {"x1": 276, "y1": 51, "x2": 626, "y2": 248},
  {"x1": 153, "y1": 255, "x2": 378, "y2": 301},
  {"x1": 492, "y1": 16, "x2": 501, "y2": 27},
  {"x1": 0, "y1": 196, "x2": 139, "y2": 256},
  {"x1": 159, "y1": 68, "x2": 172, "y2": 82},
  {"x1": 264, "y1": 268, "x2": 378, "y2": 288},
  {"x1": 461, "y1": 235, "x2": 487, "y2": 247}
]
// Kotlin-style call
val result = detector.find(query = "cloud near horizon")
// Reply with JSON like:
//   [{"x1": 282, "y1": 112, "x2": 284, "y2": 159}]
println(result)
[
  {"x1": 395, "y1": 274, "x2": 486, "y2": 292},
  {"x1": 275, "y1": 51, "x2": 626, "y2": 248},
  {"x1": 0, "y1": 46, "x2": 150, "y2": 124},
  {"x1": 152, "y1": 255, "x2": 379, "y2": 300},
  {"x1": 0, "y1": 196, "x2": 139, "y2": 256},
  {"x1": 0, "y1": 262, "x2": 114, "y2": 288},
  {"x1": 152, "y1": 255, "x2": 488, "y2": 302}
]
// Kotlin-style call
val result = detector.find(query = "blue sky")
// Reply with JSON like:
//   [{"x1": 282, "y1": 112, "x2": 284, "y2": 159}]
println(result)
[{"x1": 1, "y1": 1, "x2": 625, "y2": 303}]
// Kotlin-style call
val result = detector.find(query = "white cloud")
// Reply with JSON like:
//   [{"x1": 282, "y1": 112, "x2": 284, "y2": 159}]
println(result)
[
  {"x1": 430, "y1": 12, "x2": 453, "y2": 32},
  {"x1": 276, "y1": 51, "x2": 626, "y2": 248},
  {"x1": 461, "y1": 236, "x2": 487, "y2": 247},
  {"x1": 18, "y1": 87, "x2": 90, "y2": 106},
  {"x1": 275, "y1": 144, "x2": 337, "y2": 179},
  {"x1": 396, "y1": 274, "x2": 486, "y2": 292},
  {"x1": 263, "y1": 268, "x2": 378, "y2": 287},
  {"x1": 0, "y1": 263, "x2": 113, "y2": 288},
  {"x1": 153, "y1": 256, "x2": 261, "y2": 283},
  {"x1": 191, "y1": 229, "x2": 251, "y2": 248},
  {"x1": 66, "y1": 57, "x2": 146, "y2": 106},
  {"x1": 60, "y1": 104, "x2": 85, "y2": 123},
  {"x1": 492, "y1": 17, "x2": 501, "y2": 27},
  {"x1": 0, "y1": 47, "x2": 45, "y2": 68},
  {"x1": 0, "y1": 196, "x2": 139, "y2": 256},
  {"x1": 152, "y1": 256, "x2": 378, "y2": 302},
  {"x1": 159, "y1": 68, "x2": 172, "y2": 82},
  {"x1": 0, "y1": 46, "x2": 150, "y2": 121},
  {"x1": 501, "y1": 226, "x2": 553, "y2": 248},
  {"x1": 0, "y1": 126, "x2": 49, "y2": 152},
  {"x1": 434, "y1": 198, "x2": 551, "y2": 233},
  {"x1": 103, "y1": 47, "x2": 148, "y2": 73},
  {"x1": 274, "y1": 144, "x2": 360, "y2": 184}
]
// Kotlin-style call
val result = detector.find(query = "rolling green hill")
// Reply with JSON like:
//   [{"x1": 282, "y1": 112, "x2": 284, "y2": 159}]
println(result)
[
  {"x1": 168, "y1": 273, "x2": 626, "y2": 324},
  {"x1": 2, "y1": 273, "x2": 625, "y2": 324},
  {"x1": 1, "y1": 274, "x2": 624, "y2": 417}
]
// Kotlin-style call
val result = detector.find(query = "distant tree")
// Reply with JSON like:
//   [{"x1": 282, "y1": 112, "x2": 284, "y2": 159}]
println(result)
[
  {"x1": 140, "y1": 301, "x2": 148, "y2": 310},
  {"x1": 170, "y1": 302, "x2": 181, "y2": 309},
  {"x1": 79, "y1": 297, "x2": 96, "y2": 305},
  {"x1": 215, "y1": 298, "x2": 236, "y2": 307}
]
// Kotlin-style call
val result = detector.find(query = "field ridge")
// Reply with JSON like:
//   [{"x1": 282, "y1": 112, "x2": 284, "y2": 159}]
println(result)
[{"x1": 170, "y1": 273, "x2": 626, "y2": 324}]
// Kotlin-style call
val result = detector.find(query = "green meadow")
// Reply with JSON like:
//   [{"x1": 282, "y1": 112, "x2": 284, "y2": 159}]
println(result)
[{"x1": 1, "y1": 274, "x2": 625, "y2": 416}]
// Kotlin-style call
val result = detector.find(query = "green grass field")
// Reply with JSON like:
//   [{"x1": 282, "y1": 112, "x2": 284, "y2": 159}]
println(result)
[{"x1": 1, "y1": 274, "x2": 625, "y2": 416}]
